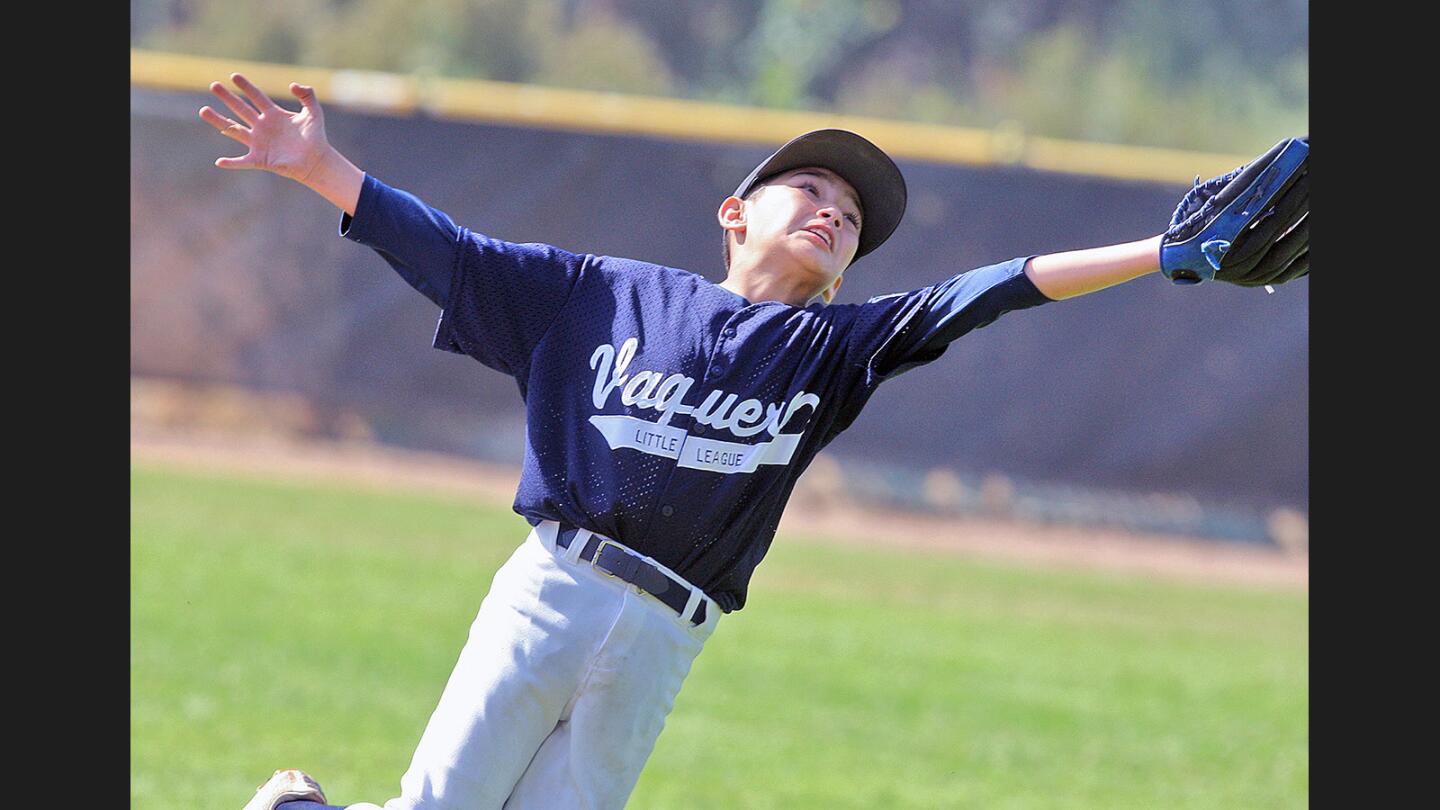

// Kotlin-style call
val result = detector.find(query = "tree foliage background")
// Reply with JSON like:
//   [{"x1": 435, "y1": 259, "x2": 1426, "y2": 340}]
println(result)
[{"x1": 132, "y1": 0, "x2": 1308, "y2": 154}]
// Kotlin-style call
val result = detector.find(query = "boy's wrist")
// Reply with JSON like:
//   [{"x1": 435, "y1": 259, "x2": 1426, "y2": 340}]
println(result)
[{"x1": 300, "y1": 146, "x2": 365, "y2": 216}]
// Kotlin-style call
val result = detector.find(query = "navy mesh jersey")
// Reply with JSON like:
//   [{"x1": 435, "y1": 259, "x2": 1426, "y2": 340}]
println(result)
[{"x1": 342, "y1": 175, "x2": 1053, "y2": 611}]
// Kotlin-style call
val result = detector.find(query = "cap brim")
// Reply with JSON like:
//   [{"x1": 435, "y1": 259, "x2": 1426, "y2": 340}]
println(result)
[{"x1": 733, "y1": 129, "x2": 907, "y2": 262}]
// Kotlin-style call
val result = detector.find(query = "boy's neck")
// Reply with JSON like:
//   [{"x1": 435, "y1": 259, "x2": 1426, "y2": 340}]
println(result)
[{"x1": 720, "y1": 256, "x2": 828, "y2": 308}]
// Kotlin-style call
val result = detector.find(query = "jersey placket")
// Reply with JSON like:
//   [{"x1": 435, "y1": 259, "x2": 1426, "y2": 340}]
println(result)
[{"x1": 641, "y1": 310, "x2": 749, "y2": 533}]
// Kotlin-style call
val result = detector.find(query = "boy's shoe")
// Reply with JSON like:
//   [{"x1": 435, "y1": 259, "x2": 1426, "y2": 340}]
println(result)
[{"x1": 241, "y1": 768, "x2": 327, "y2": 810}]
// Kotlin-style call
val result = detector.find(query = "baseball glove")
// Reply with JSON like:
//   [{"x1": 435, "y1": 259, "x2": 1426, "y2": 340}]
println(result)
[{"x1": 1160, "y1": 136, "x2": 1309, "y2": 287}]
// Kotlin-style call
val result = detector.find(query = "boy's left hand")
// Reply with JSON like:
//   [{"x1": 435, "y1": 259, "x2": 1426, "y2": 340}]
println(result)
[{"x1": 1160, "y1": 137, "x2": 1309, "y2": 288}]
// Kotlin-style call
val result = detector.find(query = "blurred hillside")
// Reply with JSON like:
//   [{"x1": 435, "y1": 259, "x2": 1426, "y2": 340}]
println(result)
[{"x1": 130, "y1": 0, "x2": 1307, "y2": 154}]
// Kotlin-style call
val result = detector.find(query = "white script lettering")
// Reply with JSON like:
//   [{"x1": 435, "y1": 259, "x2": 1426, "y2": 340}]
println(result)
[{"x1": 588, "y1": 338, "x2": 820, "y2": 440}]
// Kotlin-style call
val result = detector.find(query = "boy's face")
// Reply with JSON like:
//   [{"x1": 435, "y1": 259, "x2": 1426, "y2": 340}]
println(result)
[{"x1": 722, "y1": 166, "x2": 864, "y2": 302}]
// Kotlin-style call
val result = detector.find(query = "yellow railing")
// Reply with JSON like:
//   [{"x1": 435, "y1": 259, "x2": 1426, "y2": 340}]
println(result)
[{"x1": 133, "y1": 48, "x2": 1247, "y2": 184}]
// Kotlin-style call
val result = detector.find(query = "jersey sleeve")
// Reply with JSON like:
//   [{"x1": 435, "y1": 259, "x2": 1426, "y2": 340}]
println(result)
[
  {"x1": 340, "y1": 173, "x2": 462, "y2": 308},
  {"x1": 850, "y1": 256, "x2": 1053, "y2": 386},
  {"x1": 340, "y1": 174, "x2": 585, "y2": 377},
  {"x1": 817, "y1": 257, "x2": 1051, "y2": 442}
]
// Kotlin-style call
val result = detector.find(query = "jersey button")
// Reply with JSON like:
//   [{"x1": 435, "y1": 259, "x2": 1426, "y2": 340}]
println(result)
[
  {"x1": 692, "y1": 424, "x2": 706, "y2": 435},
  {"x1": 660, "y1": 505, "x2": 675, "y2": 517},
  {"x1": 723, "y1": 327, "x2": 737, "y2": 339}
]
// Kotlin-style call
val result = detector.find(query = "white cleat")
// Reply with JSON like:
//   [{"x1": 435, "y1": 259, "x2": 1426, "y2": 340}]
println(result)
[{"x1": 241, "y1": 768, "x2": 327, "y2": 810}]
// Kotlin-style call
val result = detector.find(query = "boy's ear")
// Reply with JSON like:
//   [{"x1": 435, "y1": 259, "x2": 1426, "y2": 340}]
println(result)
[{"x1": 717, "y1": 195, "x2": 747, "y2": 234}]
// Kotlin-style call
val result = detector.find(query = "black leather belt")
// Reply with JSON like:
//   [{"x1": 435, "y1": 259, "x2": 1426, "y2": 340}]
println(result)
[{"x1": 555, "y1": 524, "x2": 708, "y2": 626}]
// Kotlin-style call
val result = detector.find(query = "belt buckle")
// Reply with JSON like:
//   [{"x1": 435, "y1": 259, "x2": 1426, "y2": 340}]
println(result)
[
  {"x1": 592, "y1": 539, "x2": 625, "y2": 579},
  {"x1": 592, "y1": 539, "x2": 644, "y2": 595}
]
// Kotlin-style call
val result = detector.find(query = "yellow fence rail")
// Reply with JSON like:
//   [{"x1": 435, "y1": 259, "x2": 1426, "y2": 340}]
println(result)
[{"x1": 133, "y1": 48, "x2": 1247, "y2": 185}]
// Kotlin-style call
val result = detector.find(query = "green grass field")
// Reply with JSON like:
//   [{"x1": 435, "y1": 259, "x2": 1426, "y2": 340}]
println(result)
[{"x1": 131, "y1": 463, "x2": 1307, "y2": 809}]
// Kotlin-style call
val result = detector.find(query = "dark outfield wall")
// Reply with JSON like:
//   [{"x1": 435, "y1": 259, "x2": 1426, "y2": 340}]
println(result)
[{"x1": 131, "y1": 88, "x2": 1307, "y2": 513}]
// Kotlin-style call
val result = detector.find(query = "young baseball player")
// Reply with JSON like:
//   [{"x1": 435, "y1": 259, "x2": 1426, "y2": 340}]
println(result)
[{"x1": 199, "y1": 74, "x2": 1306, "y2": 810}]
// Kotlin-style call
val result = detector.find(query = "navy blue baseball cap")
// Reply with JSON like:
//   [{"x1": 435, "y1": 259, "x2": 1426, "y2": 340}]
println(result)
[{"x1": 733, "y1": 129, "x2": 907, "y2": 261}]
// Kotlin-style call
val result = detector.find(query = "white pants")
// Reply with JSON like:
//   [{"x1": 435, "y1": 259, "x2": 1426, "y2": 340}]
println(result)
[{"x1": 360, "y1": 521, "x2": 719, "y2": 810}]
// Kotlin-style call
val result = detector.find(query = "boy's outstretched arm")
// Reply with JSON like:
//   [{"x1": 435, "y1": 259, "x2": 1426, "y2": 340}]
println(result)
[
  {"x1": 1021, "y1": 235, "x2": 1163, "y2": 301},
  {"x1": 199, "y1": 74, "x2": 468, "y2": 309},
  {"x1": 200, "y1": 74, "x2": 586, "y2": 376},
  {"x1": 199, "y1": 73, "x2": 364, "y2": 215},
  {"x1": 1025, "y1": 136, "x2": 1309, "y2": 299},
  {"x1": 859, "y1": 134, "x2": 1306, "y2": 380}
]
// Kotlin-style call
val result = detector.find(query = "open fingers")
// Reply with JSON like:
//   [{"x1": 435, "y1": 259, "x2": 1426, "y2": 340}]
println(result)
[
  {"x1": 231, "y1": 73, "x2": 282, "y2": 113},
  {"x1": 198, "y1": 106, "x2": 252, "y2": 144},
  {"x1": 214, "y1": 153, "x2": 260, "y2": 171},
  {"x1": 209, "y1": 81, "x2": 260, "y2": 126},
  {"x1": 289, "y1": 83, "x2": 323, "y2": 120}
]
